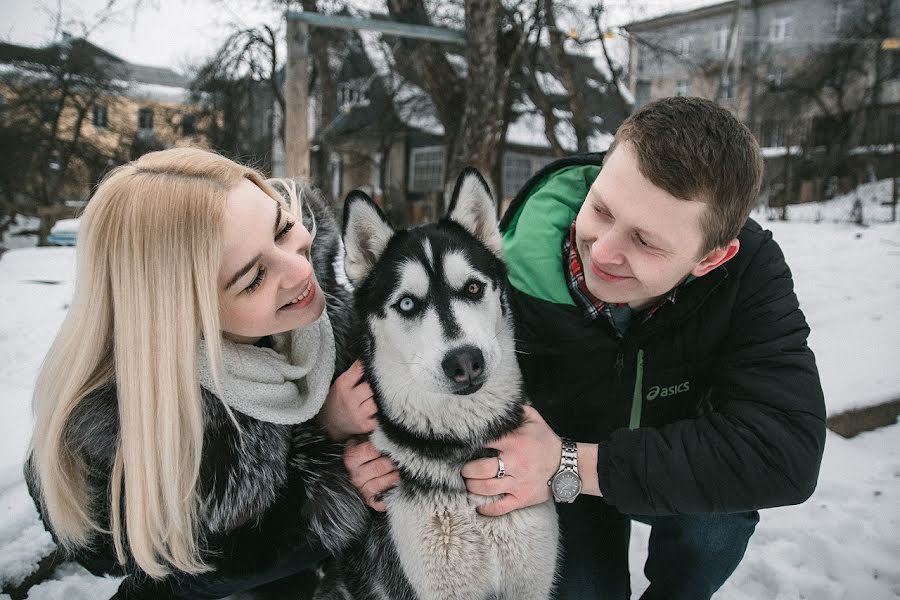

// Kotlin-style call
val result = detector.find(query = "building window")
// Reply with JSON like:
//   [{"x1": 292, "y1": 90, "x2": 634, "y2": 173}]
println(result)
[
  {"x1": 674, "y1": 80, "x2": 691, "y2": 97},
  {"x1": 721, "y1": 75, "x2": 734, "y2": 100},
  {"x1": 834, "y1": 1, "x2": 847, "y2": 31},
  {"x1": 501, "y1": 153, "x2": 553, "y2": 198},
  {"x1": 337, "y1": 78, "x2": 371, "y2": 112},
  {"x1": 763, "y1": 120, "x2": 783, "y2": 147},
  {"x1": 329, "y1": 153, "x2": 342, "y2": 200},
  {"x1": 769, "y1": 17, "x2": 792, "y2": 42},
  {"x1": 408, "y1": 146, "x2": 445, "y2": 193},
  {"x1": 635, "y1": 80, "x2": 652, "y2": 107},
  {"x1": 181, "y1": 114, "x2": 196, "y2": 135},
  {"x1": 677, "y1": 36, "x2": 692, "y2": 57},
  {"x1": 41, "y1": 100, "x2": 60, "y2": 123},
  {"x1": 93, "y1": 103, "x2": 108, "y2": 128},
  {"x1": 767, "y1": 66, "x2": 786, "y2": 89},
  {"x1": 716, "y1": 26, "x2": 730, "y2": 53},
  {"x1": 138, "y1": 107, "x2": 154, "y2": 131}
]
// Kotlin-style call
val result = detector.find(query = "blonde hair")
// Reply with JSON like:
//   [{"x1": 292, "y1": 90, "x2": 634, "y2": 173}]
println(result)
[{"x1": 29, "y1": 148, "x2": 303, "y2": 578}]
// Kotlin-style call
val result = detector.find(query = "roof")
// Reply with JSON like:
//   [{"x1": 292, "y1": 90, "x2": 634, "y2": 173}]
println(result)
[
  {"x1": 0, "y1": 36, "x2": 189, "y2": 91},
  {"x1": 624, "y1": 1, "x2": 736, "y2": 31},
  {"x1": 319, "y1": 28, "x2": 626, "y2": 153},
  {"x1": 623, "y1": 0, "x2": 786, "y2": 31}
]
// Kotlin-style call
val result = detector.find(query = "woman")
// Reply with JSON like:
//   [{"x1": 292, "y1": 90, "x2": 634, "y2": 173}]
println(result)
[{"x1": 25, "y1": 148, "x2": 373, "y2": 599}]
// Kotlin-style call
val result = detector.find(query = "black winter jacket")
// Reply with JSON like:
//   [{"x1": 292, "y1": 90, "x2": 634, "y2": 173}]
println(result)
[{"x1": 501, "y1": 156, "x2": 827, "y2": 516}]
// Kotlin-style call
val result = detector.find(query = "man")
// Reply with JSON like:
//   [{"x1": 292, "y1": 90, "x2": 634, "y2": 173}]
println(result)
[
  {"x1": 345, "y1": 96, "x2": 826, "y2": 598},
  {"x1": 459, "y1": 96, "x2": 826, "y2": 598}
]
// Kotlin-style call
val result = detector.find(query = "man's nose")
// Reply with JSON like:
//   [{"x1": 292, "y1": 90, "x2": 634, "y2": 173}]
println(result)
[{"x1": 591, "y1": 230, "x2": 626, "y2": 264}]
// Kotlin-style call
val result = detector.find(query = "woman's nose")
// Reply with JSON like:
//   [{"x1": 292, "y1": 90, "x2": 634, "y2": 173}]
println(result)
[{"x1": 278, "y1": 248, "x2": 314, "y2": 288}]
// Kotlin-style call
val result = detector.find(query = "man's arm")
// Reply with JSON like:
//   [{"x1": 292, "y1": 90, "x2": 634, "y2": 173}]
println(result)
[{"x1": 464, "y1": 233, "x2": 826, "y2": 516}]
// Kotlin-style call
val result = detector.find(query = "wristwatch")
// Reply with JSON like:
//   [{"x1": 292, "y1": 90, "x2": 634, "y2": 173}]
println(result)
[{"x1": 548, "y1": 438, "x2": 582, "y2": 503}]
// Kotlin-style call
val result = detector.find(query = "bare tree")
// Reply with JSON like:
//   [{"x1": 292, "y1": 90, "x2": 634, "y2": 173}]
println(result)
[
  {"x1": 0, "y1": 35, "x2": 130, "y2": 245},
  {"x1": 756, "y1": 0, "x2": 895, "y2": 203}
]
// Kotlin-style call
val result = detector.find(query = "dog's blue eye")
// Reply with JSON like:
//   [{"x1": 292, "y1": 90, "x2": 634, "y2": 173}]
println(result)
[{"x1": 396, "y1": 296, "x2": 417, "y2": 314}]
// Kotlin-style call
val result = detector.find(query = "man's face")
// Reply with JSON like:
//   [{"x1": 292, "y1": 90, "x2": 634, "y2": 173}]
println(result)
[{"x1": 575, "y1": 142, "x2": 735, "y2": 310}]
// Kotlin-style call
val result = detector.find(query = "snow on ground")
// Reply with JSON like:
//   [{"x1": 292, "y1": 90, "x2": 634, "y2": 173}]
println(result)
[{"x1": 1, "y1": 210, "x2": 899, "y2": 598}]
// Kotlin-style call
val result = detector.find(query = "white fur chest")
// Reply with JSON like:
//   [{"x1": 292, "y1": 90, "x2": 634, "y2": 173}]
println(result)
[{"x1": 385, "y1": 487, "x2": 559, "y2": 600}]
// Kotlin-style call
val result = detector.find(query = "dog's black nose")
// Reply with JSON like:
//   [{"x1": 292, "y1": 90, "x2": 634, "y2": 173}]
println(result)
[{"x1": 441, "y1": 345, "x2": 485, "y2": 385}]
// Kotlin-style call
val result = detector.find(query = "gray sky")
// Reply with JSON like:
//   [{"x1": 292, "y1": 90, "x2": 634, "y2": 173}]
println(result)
[{"x1": 1, "y1": 0, "x2": 720, "y2": 73}]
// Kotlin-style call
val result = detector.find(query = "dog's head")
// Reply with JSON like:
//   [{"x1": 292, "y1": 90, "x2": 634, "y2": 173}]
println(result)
[{"x1": 343, "y1": 169, "x2": 519, "y2": 438}]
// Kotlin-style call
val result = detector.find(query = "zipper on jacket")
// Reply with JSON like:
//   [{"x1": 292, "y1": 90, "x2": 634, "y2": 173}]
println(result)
[
  {"x1": 615, "y1": 350, "x2": 624, "y2": 381},
  {"x1": 628, "y1": 349, "x2": 645, "y2": 430}
]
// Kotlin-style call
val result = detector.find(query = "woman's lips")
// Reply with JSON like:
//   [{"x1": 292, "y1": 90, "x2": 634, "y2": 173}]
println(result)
[{"x1": 280, "y1": 281, "x2": 316, "y2": 310}]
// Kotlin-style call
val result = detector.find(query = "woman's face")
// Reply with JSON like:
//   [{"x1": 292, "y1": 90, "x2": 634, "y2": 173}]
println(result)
[{"x1": 218, "y1": 179, "x2": 325, "y2": 344}]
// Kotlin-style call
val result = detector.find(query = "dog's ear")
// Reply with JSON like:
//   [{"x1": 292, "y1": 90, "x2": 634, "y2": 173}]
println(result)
[
  {"x1": 342, "y1": 190, "x2": 394, "y2": 285},
  {"x1": 446, "y1": 168, "x2": 502, "y2": 257}
]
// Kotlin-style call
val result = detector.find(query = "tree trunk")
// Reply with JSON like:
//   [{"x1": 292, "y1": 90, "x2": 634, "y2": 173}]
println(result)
[
  {"x1": 544, "y1": 0, "x2": 590, "y2": 152},
  {"x1": 446, "y1": 0, "x2": 506, "y2": 189}
]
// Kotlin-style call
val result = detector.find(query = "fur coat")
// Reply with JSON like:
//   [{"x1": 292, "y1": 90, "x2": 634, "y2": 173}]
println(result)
[{"x1": 25, "y1": 183, "x2": 365, "y2": 581}]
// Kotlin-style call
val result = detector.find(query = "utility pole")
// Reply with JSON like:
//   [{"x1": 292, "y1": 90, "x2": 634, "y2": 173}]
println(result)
[
  {"x1": 716, "y1": 0, "x2": 747, "y2": 105},
  {"x1": 745, "y1": 0, "x2": 761, "y2": 134},
  {"x1": 285, "y1": 19, "x2": 310, "y2": 179}
]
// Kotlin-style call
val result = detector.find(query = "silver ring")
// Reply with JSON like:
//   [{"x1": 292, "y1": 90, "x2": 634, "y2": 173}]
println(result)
[{"x1": 496, "y1": 456, "x2": 506, "y2": 479}]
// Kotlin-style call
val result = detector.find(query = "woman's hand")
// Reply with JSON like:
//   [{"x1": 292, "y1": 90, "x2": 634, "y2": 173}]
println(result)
[
  {"x1": 344, "y1": 438, "x2": 400, "y2": 511},
  {"x1": 319, "y1": 360, "x2": 377, "y2": 442}
]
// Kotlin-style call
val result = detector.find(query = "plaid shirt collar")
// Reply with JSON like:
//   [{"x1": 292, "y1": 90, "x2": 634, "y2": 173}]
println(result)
[{"x1": 563, "y1": 220, "x2": 678, "y2": 331}]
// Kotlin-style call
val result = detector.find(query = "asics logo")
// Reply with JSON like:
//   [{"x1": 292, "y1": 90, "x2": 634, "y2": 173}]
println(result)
[{"x1": 646, "y1": 381, "x2": 690, "y2": 401}]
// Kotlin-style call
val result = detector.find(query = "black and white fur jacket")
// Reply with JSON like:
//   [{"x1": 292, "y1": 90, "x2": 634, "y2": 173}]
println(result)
[{"x1": 25, "y1": 183, "x2": 366, "y2": 579}]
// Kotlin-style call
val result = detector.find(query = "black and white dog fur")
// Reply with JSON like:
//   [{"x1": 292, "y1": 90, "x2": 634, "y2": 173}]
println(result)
[{"x1": 314, "y1": 169, "x2": 559, "y2": 600}]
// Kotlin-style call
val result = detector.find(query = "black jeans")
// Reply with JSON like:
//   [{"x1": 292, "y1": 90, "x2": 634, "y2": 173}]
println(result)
[
  {"x1": 109, "y1": 540, "x2": 328, "y2": 600},
  {"x1": 554, "y1": 496, "x2": 759, "y2": 600}
]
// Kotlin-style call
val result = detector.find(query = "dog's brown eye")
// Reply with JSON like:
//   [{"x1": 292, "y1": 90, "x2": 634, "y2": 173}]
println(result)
[{"x1": 464, "y1": 280, "x2": 483, "y2": 298}]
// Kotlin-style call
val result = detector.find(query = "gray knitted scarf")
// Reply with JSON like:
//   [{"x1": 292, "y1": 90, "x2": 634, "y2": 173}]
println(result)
[{"x1": 196, "y1": 310, "x2": 336, "y2": 425}]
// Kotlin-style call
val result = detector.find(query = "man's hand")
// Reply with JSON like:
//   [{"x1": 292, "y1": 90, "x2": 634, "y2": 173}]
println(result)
[
  {"x1": 462, "y1": 405, "x2": 562, "y2": 517},
  {"x1": 319, "y1": 360, "x2": 377, "y2": 442},
  {"x1": 344, "y1": 438, "x2": 400, "y2": 512}
]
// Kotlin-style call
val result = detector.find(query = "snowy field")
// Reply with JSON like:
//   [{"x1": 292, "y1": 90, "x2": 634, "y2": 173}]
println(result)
[{"x1": 1, "y1": 209, "x2": 899, "y2": 598}]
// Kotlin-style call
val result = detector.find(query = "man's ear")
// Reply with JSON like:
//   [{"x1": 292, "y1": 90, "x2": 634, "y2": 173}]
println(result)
[
  {"x1": 342, "y1": 191, "x2": 394, "y2": 286},
  {"x1": 446, "y1": 168, "x2": 503, "y2": 257},
  {"x1": 691, "y1": 239, "x2": 740, "y2": 278}
]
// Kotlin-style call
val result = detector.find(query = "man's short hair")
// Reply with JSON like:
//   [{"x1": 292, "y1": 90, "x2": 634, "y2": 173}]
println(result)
[{"x1": 605, "y1": 96, "x2": 764, "y2": 255}]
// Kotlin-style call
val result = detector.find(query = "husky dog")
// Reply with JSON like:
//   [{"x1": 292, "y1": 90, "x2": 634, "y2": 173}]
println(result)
[{"x1": 315, "y1": 169, "x2": 559, "y2": 600}]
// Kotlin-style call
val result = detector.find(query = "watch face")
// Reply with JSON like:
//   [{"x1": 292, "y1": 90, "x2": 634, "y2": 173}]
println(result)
[{"x1": 552, "y1": 469, "x2": 582, "y2": 501}]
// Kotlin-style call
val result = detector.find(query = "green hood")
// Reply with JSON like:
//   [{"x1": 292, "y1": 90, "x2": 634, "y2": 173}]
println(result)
[{"x1": 502, "y1": 164, "x2": 600, "y2": 305}]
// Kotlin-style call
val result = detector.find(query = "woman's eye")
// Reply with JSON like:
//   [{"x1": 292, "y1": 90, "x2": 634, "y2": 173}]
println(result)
[
  {"x1": 275, "y1": 219, "x2": 295, "y2": 241},
  {"x1": 396, "y1": 296, "x2": 417, "y2": 314},
  {"x1": 463, "y1": 279, "x2": 484, "y2": 298},
  {"x1": 244, "y1": 267, "x2": 266, "y2": 294}
]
